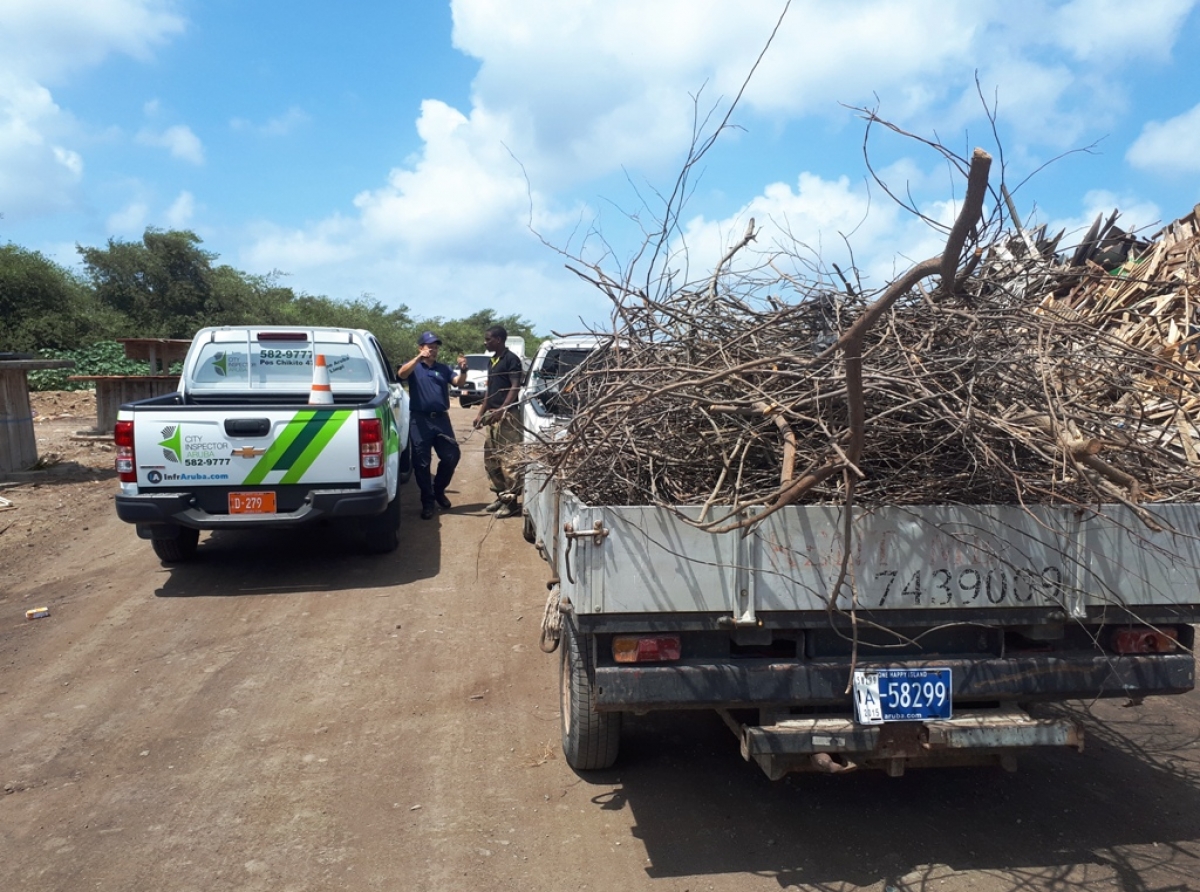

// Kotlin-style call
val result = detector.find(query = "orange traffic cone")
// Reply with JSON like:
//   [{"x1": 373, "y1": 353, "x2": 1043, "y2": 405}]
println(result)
[{"x1": 309, "y1": 353, "x2": 333, "y2": 405}]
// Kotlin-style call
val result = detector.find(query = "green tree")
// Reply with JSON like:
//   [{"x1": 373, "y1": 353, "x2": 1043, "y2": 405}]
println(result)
[
  {"x1": 279, "y1": 295, "x2": 415, "y2": 361},
  {"x1": 77, "y1": 228, "x2": 329, "y2": 336},
  {"x1": 413, "y1": 309, "x2": 539, "y2": 358},
  {"x1": 78, "y1": 229, "x2": 218, "y2": 337},
  {"x1": 0, "y1": 243, "x2": 124, "y2": 352}
]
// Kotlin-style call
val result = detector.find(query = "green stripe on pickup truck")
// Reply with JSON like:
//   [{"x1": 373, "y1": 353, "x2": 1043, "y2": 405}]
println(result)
[
  {"x1": 280, "y1": 411, "x2": 352, "y2": 483},
  {"x1": 243, "y1": 409, "x2": 353, "y2": 485}
]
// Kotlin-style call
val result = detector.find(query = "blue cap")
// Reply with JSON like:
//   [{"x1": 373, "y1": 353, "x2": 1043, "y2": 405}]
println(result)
[{"x1": 418, "y1": 331, "x2": 442, "y2": 346}]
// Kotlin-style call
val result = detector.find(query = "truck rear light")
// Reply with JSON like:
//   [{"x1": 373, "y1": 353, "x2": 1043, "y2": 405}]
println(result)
[
  {"x1": 114, "y1": 420, "x2": 136, "y2": 482},
  {"x1": 359, "y1": 418, "x2": 384, "y2": 478},
  {"x1": 613, "y1": 635, "x2": 681, "y2": 663},
  {"x1": 1111, "y1": 626, "x2": 1180, "y2": 654}
]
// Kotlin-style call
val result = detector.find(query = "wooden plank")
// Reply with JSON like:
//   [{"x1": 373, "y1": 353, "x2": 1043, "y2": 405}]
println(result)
[{"x1": 69, "y1": 375, "x2": 181, "y2": 433}]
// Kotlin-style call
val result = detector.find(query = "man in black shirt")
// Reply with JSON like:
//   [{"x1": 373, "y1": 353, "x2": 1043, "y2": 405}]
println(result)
[
  {"x1": 472, "y1": 325, "x2": 524, "y2": 518},
  {"x1": 398, "y1": 331, "x2": 467, "y2": 520}
]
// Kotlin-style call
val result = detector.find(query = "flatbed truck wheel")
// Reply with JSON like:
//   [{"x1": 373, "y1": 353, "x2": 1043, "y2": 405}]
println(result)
[{"x1": 560, "y1": 622, "x2": 620, "y2": 770}]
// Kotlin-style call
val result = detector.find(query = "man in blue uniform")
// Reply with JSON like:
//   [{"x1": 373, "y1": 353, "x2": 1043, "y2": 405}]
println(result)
[{"x1": 398, "y1": 331, "x2": 467, "y2": 520}]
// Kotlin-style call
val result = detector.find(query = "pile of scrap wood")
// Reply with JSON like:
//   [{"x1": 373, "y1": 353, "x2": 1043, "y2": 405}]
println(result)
[{"x1": 535, "y1": 153, "x2": 1200, "y2": 528}]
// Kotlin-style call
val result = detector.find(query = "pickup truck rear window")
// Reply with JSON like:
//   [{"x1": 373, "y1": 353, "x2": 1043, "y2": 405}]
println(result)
[{"x1": 189, "y1": 338, "x2": 375, "y2": 392}]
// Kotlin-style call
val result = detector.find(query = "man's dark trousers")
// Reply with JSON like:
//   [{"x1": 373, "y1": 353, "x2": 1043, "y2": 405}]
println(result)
[{"x1": 411, "y1": 413, "x2": 461, "y2": 509}]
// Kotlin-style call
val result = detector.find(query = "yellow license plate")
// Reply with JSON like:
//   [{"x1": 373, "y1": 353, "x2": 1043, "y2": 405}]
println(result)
[{"x1": 228, "y1": 492, "x2": 277, "y2": 514}]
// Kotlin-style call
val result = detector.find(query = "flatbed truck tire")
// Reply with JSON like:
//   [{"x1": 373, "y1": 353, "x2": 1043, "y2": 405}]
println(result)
[
  {"x1": 363, "y1": 492, "x2": 401, "y2": 554},
  {"x1": 560, "y1": 622, "x2": 620, "y2": 770},
  {"x1": 151, "y1": 527, "x2": 200, "y2": 563}
]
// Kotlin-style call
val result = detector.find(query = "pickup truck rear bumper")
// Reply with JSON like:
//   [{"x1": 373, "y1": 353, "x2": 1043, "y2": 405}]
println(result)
[
  {"x1": 116, "y1": 487, "x2": 388, "y2": 530},
  {"x1": 593, "y1": 653, "x2": 1195, "y2": 711}
]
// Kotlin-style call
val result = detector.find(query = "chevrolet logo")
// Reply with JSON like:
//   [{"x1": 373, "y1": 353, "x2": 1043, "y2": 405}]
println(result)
[{"x1": 231, "y1": 446, "x2": 267, "y2": 459}]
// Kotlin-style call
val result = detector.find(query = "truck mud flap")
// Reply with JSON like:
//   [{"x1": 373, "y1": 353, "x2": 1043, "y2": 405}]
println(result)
[{"x1": 722, "y1": 707, "x2": 1084, "y2": 780}]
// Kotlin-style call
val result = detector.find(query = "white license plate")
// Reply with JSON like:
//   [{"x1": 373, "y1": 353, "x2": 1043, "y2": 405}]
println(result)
[{"x1": 853, "y1": 667, "x2": 952, "y2": 724}]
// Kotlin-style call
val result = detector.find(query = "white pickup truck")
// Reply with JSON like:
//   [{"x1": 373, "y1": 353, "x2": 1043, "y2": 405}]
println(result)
[
  {"x1": 520, "y1": 336, "x2": 601, "y2": 443},
  {"x1": 113, "y1": 326, "x2": 411, "y2": 562},
  {"x1": 519, "y1": 339, "x2": 1200, "y2": 779}
]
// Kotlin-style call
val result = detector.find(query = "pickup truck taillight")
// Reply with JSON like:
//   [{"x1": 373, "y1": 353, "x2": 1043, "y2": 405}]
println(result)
[
  {"x1": 359, "y1": 418, "x2": 384, "y2": 478},
  {"x1": 114, "y1": 420, "x2": 136, "y2": 482}
]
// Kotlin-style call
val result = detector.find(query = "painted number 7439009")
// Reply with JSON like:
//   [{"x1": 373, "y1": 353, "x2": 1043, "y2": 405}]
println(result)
[{"x1": 875, "y1": 566, "x2": 1065, "y2": 606}]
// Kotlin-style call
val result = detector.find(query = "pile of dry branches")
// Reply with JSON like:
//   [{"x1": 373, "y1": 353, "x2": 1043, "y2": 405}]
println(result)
[{"x1": 532, "y1": 151, "x2": 1200, "y2": 529}]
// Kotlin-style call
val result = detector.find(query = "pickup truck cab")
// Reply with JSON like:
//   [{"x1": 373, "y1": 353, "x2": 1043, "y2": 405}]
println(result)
[
  {"x1": 520, "y1": 335, "x2": 606, "y2": 447},
  {"x1": 455, "y1": 353, "x2": 491, "y2": 407},
  {"x1": 114, "y1": 326, "x2": 411, "y2": 562}
]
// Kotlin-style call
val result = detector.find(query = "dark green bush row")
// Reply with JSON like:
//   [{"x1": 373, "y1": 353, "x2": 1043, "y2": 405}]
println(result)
[{"x1": 5, "y1": 229, "x2": 539, "y2": 390}]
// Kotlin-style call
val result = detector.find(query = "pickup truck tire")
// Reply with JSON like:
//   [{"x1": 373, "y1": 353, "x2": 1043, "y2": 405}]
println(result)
[
  {"x1": 151, "y1": 527, "x2": 200, "y2": 563},
  {"x1": 362, "y1": 491, "x2": 401, "y2": 554},
  {"x1": 398, "y1": 439, "x2": 413, "y2": 484},
  {"x1": 560, "y1": 622, "x2": 621, "y2": 770},
  {"x1": 522, "y1": 512, "x2": 536, "y2": 544}
]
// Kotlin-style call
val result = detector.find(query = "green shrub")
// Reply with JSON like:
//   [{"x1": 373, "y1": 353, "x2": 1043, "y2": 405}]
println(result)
[{"x1": 27, "y1": 343, "x2": 178, "y2": 391}]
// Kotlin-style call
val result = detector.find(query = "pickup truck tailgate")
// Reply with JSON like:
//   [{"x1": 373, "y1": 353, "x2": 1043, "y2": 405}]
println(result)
[{"x1": 133, "y1": 407, "x2": 360, "y2": 488}]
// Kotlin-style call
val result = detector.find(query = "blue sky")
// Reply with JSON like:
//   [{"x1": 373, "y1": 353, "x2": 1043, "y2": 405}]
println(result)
[{"x1": 4, "y1": 1, "x2": 1200, "y2": 336}]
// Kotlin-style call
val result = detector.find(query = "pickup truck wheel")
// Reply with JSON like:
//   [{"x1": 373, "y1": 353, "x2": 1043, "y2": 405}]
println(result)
[
  {"x1": 363, "y1": 493, "x2": 401, "y2": 554},
  {"x1": 398, "y1": 438, "x2": 413, "y2": 484},
  {"x1": 560, "y1": 622, "x2": 620, "y2": 770},
  {"x1": 522, "y1": 512, "x2": 536, "y2": 544},
  {"x1": 151, "y1": 527, "x2": 200, "y2": 563}
]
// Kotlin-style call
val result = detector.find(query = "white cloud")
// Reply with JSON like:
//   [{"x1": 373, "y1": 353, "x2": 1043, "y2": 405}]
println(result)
[
  {"x1": 1053, "y1": 0, "x2": 1195, "y2": 62},
  {"x1": 165, "y1": 191, "x2": 195, "y2": 228},
  {"x1": 1044, "y1": 189, "x2": 1164, "y2": 251},
  {"x1": 670, "y1": 166, "x2": 967, "y2": 301},
  {"x1": 106, "y1": 200, "x2": 150, "y2": 236},
  {"x1": 244, "y1": 98, "x2": 556, "y2": 281},
  {"x1": 966, "y1": 55, "x2": 1087, "y2": 147},
  {"x1": 137, "y1": 124, "x2": 205, "y2": 165},
  {"x1": 243, "y1": 216, "x2": 359, "y2": 272},
  {"x1": 1127, "y1": 104, "x2": 1200, "y2": 174},
  {"x1": 350, "y1": 100, "x2": 538, "y2": 257},
  {"x1": 230, "y1": 106, "x2": 312, "y2": 137},
  {"x1": 0, "y1": 0, "x2": 185, "y2": 220},
  {"x1": 1, "y1": 0, "x2": 185, "y2": 83},
  {"x1": 0, "y1": 74, "x2": 82, "y2": 216},
  {"x1": 240, "y1": 0, "x2": 1200, "y2": 333}
]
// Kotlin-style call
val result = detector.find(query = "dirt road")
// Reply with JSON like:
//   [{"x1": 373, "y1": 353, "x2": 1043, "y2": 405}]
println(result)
[{"x1": 3, "y1": 396, "x2": 1200, "y2": 891}]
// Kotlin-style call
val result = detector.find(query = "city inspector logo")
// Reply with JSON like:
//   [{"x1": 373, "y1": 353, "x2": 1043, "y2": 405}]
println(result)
[
  {"x1": 158, "y1": 425, "x2": 182, "y2": 463},
  {"x1": 209, "y1": 350, "x2": 249, "y2": 378}
]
